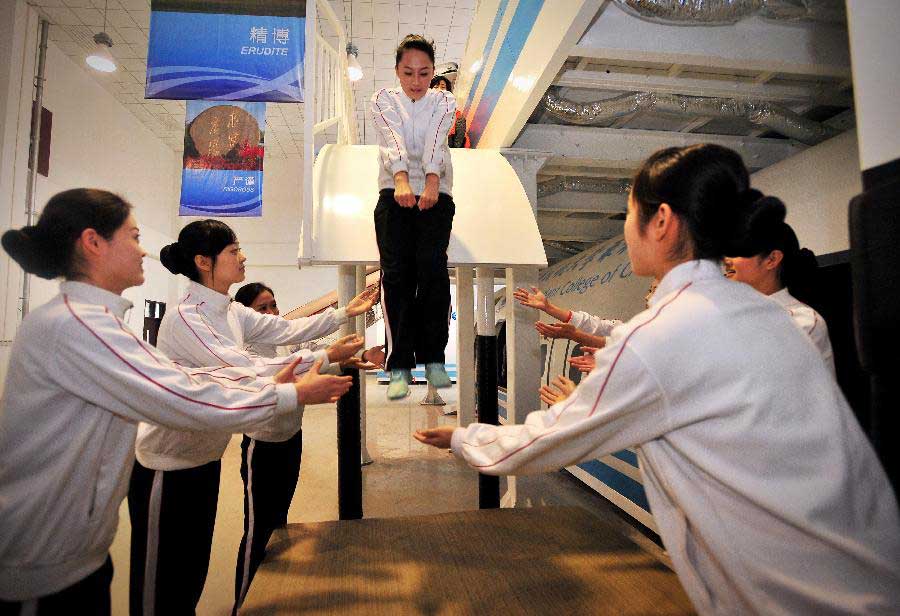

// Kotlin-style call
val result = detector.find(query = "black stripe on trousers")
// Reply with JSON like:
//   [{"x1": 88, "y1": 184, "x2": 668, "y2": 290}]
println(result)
[
  {"x1": 128, "y1": 460, "x2": 220, "y2": 616},
  {"x1": 233, "y1": 430, "x2": 303, "y2": 612}
]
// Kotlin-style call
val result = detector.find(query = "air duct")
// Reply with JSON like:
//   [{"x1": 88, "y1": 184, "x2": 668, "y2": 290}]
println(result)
[
  {"x1": 538, "y1": 177, "x2": 631, "y2": 198},
  {"x1": 543, "y1": 241, "x2": 585, "y2": 256},
  {"x1": 541, "y1": 89, "x2": 838, "y2": 145},
  {"x1": 613, "y1": 0, "x2": 845, "y2": 25}
]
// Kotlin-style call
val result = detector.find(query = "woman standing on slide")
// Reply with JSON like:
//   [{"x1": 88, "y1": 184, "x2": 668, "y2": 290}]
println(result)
[
  {"x1": 371, "y1": 34, "x2": 457, "y2": 400},
  {"x1": 129, "y1": 220, "x2": 375, "y2": 615}
]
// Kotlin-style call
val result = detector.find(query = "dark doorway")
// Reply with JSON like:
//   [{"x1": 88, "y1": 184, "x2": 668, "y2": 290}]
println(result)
[{"x1": 143, "y1": 300, "x2": 166, "y2": 347}]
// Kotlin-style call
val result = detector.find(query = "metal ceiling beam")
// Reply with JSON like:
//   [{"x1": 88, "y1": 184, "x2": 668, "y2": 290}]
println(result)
[
  {"x1": 538, "y1": 191, "x2": 628, "y2": 214},
  {"x1": 554, "y1": 69, "x2": 852, "y2": 106},
  {"x1": 515, "y1": 123, "x2": 804, "y2": 171},
  {"x1": 536, "y1": 215, "x2": 624, "y2": 243},
  {"x1": 577, "y1": 1, "x2": 851, "y2": 79}
]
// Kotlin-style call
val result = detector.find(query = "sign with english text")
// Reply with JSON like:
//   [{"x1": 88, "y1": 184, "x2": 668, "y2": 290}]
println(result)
[
  {"x1": 146, "y1": 1, "x2": 306, "y2": 102},
  {"x1": 180, "y1": 100, "x2": 265, "y2": 217}
]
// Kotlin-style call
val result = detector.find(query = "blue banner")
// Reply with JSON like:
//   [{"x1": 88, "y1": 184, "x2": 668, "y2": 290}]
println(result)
[
  {"x1": 180, "y1": 101, "x2": 265, "y2": 217},
  {"x1": 146, "y1": 10, "x2": 305, "y2": 102}
]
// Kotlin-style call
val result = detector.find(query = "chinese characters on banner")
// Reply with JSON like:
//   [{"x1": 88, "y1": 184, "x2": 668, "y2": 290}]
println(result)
[
  {"x1": 180, "y1": 100, "x2": 265, "y2": 217},
  {"x1": 146, "y1": 1, "x2": 306, "y2": 102}
]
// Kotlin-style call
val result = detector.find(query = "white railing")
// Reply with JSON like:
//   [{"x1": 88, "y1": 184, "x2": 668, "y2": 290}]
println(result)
[{"x1": 301, "y1": 0, "x2": 357, "y2": 262}]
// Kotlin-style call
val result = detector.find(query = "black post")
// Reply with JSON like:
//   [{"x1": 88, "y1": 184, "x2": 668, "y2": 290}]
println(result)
[
  {"x1": 476, "y1": 334, "x2": 500, "y2": 509},
  {"x1": 336, "y1": 368, "x2": 363, "y2": 519}
]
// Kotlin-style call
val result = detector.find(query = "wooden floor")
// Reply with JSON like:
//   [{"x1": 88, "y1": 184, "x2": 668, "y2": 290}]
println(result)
[{"x1": 240, "y1": 506, "x2": 695, "y2": 615}]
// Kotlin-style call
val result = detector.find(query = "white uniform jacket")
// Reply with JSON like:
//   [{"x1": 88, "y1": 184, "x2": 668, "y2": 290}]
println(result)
[
  {"x1": 565, "y1": 310, "x2": 622, "y2": 338},
  {"x1": 136, "y1": 282, "x2": 347, "y2": 469},
  {"x1": 371, "y1": 87, "x2": 456, "y2": 197},
  {"x1": 0, "y1": 282, "x2": 298, "y2": 601},
  {"x1": 769, "y1": 287, "x2": 835, "y2": 375},
  {"x1": 451, "y1": 260, "x2": 900, "y2": 615}
]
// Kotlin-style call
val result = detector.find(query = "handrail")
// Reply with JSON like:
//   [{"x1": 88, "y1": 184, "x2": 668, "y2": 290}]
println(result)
[{"x1": 301, "y1": 0, "x2": 357, "y2": 263}]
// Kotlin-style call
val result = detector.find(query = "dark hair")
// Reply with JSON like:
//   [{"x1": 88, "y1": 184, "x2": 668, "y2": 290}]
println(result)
[
  {"x1": 1, "y1": 188, "x2": 132, "y2": 280},
  {"x1": 235, "y1": 282, "x2": 274, "y2": 308},
  {"x1": 160, "y1": 219, "x2": 237, "y2": 282},
  {"x1": 430, "y1": 75, "x2": 452, "y2": 92},
  {"x1": 742, "y1": 199, "x2": 818, "y2": 298},
  {"x1": 631, "y1": 143, "x2": 780, "y2": 260},
  {"x1": 395, "y1": 34, "x2": 435, "y2": 67}
]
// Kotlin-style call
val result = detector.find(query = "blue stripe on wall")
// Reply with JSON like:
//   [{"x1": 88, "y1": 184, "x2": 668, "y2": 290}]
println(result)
[
  {"x1": 611, "y1": 449, "x2": 639, "y2": 468},
  {"x1": 463, "y1": 0, "x2": 510, "y2": 114},
  {"x1": 469, "y1": 0, "x2": 545, "y2": 146},
  {"x1": 576, "y1": 459, "x2": 651, "y2": 512}
]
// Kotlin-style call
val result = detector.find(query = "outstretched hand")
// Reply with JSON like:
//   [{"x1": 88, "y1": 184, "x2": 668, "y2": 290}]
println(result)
[
  {"x1": 513, "y1": 286, "x2": 549, "y2": 311},
  {"x1": 534, "y1": 321, "x2": 577, "y2": 340},
  {"x1": 274, "y1": 356, "x2": 303, "y2": 384},
  {"x1": 568, "y1": 347, "x2": 598, "y2": 374},
  {"x1": 346, "y1": 286, "x2": 379, "y2": 317},
  {"x1": 326, "y1": 334, "x2": 366, "y2": 363},
  {"x1": 340, "y1": 345, "x2": 385, "y2": 370},
  {"x1": 413, "y1": 426, "x2": 455, "y2": 449},
  {"x1": 294, "y1": 359, "x2": 353, "y2": 405},
  {"x1": 539, "y1": 375, "x2": 577, "y2": 406}
]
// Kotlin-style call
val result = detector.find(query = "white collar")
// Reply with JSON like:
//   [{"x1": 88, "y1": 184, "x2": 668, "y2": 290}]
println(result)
[
  {"x1": 60, "y1": 281, "x2": 133, "y2": 318},
  {"x1": 185, "y1": 280, "x2": 232, "y2": 314},
  {"x1": 648, "y1": 260, "x2": 724, "y2": 308}
]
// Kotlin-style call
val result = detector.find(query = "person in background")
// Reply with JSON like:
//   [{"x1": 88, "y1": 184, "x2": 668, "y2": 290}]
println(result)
[
  {"x1": 0, "y1": 189, "x2": 351, "y2": 613},
  {"x1": 723, "y1": 207, "x2": 834, "y2": 374},
  {"x1": 371, "y1": 35, "x2": 457, "y2": 400},
  {"x1": 415, "y1": 144, "x2": 900, "y2": 614},
  {"x1": 230, "y1": 282, "x2": 384, "y2": 611},
  {"x1": 130, "y1": 220, "x2": 374, "y2": 616},
  {"x1": 430, "y1": 75, "x2": 470, "y2": 148}
]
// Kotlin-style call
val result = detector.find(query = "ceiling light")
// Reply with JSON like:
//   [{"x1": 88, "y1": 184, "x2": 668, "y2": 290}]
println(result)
[
  {"x1": 86, "y1": 31, "x2": 116, "y2": 73},
  {"x1": 347, "y1": 43, "x2": 363, "y2": 82}
]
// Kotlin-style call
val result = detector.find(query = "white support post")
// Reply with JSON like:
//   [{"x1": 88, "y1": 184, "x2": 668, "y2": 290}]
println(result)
[
  {"x1": 499, "y1": 149, "x2": 553, "y2": 214},
  {"x1": 337, "y1": 265, "x2": 355, "y2": 335},
  {"x1": 455, "y1": 267, "x2": 476, "y2": 426},
  {"x1": 356, "y1": 265, "x2": 372, "y2": 465},
  {"x1": 502, "y1": 266, "x2": 542, "y2": 508}
]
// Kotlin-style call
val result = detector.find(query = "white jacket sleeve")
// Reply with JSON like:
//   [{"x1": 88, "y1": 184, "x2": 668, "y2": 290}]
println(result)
[
  {"x1": 422, "y1": 90, "x2": 456, "y2": 177},
  {"x1": 166, "y1": 302, "x2": 329, "y2": 377},
  {"x1": 371, "y1": 89, "x2": 409, "y2": 176},
  {"x1": 568, "y1": 310, "x2": 622, "y2": 338},
  {"x1": 788, "y1": 307, "x2": 836, "y2": 376},
  {"x1": 450, "y1": 343, "x2": 668, "y2": 476},
  {"x1": 52, "y1": 302, "x2": 297, "y2": 432},
  {"x1": 238, "y1": 303, "x2": 347, "y2": 348}
]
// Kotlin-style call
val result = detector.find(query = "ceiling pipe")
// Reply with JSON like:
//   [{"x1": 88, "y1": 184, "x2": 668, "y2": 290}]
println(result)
[
  {"x1": 541, "y1": 89, "x2": 838, "y2": 145},
  {"x1": 538, "y1": 176, "x2": 631, "y2": 198},
  {"x1": 613, "y1": 0, "x2": 845, "y2": 26}
]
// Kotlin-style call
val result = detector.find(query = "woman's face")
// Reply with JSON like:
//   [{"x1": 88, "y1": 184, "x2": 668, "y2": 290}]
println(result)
[
  {"x1": 624, "y1": 192, "x2": 654, "y2": 277},
  {"x1": 105, "y1": 213, "x2": 147, "y2": 292},
  {"x1": 433, "y1": 79, "x2": 448, "y2": 91},
  {"x1": 396, "y1": 48, "x2": 434, "y2": 101},
  {"x1": 724, "y1": 255, "x2": 768, "y2": 291},
  {"x1": 250, "y1": 290, "x2": 279, "y2": 315},
  {"x1": 213, "y1": 242, "x2": 246, "y2": 287}
]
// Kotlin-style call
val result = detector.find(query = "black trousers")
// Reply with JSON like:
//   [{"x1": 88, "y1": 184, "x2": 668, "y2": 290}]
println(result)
[
  {"x1": 233, "y1": 430, "x2": 303, "y2": 611},
  {"x1": 128, "y1": 460, "x2": 220, "y2": 616},
  {"x1": 374, "y1": 189, "x2": 455, "y2": 370},
  {"x1": 0, "y1": 557, "x2": 113, "y2": 616}
]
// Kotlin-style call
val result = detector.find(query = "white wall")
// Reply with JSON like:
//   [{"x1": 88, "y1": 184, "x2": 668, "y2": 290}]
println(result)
[
  {"x1": 751, "y1": 130, "x2": 861, "y2": 256},
  {"x1": 846, "y1": 0, "x2": 900, "y2": 171},
  {"x1": 0, "y1": 4, "x2": 180, "y2": 388}
]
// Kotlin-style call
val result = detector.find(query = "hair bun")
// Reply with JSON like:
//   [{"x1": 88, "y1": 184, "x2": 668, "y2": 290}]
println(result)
[
  {"x1": 1, "y1": 226, "x2": 63, "y2": 279},
  {"x1": 159, "y1": 242, "x2": 185, "y2": 275}
]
